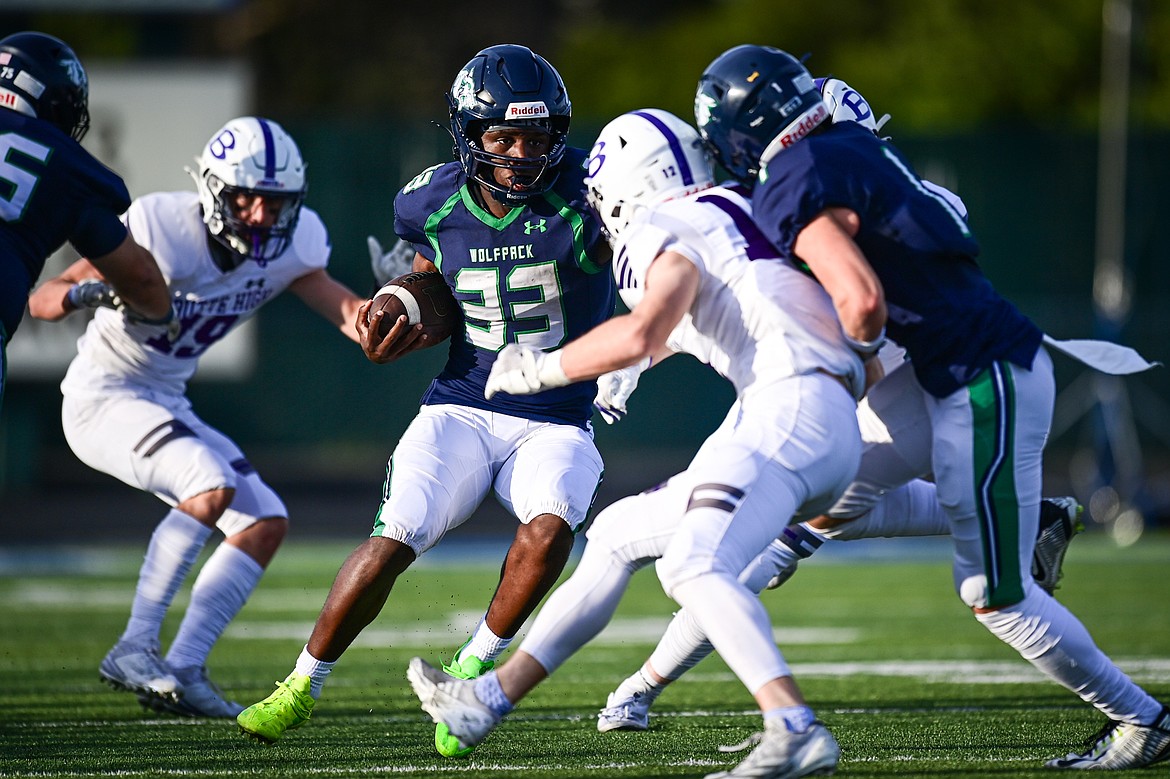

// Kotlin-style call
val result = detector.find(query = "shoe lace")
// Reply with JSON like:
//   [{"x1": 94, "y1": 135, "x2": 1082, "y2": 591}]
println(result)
[
  {"x1": 269, "y1": 678, "x2": 310, "y2": 712},
  {"x1": 1079, "y1": 720, "x2": 1123, "y2": 756},
  {"x1": 602, "y1": 691, "x2": 645, "y2": 717}
]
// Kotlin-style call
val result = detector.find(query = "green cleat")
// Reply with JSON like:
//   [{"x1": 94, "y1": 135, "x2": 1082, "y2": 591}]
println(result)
[
  {"x1": 236, "y1": 672, "x2": 314, "y2": 744},
  {"x1": 436, "y1": 722, "x2": 475, "y2": 758},
  {"x1": 434, "y1": 643, "x2": 496, "y2": 757},
  {"x1": 442, "y1": 651, "x2": 495, "y2": 681}
]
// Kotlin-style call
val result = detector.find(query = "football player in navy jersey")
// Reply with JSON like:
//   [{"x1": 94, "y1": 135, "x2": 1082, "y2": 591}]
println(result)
[
  {"x1": 0, "y1": 31, "x2": 172, "y2": 408},
  {"x1": 237, "y1": 45, "x2": 614, "y2": 755},
  {"x1": 595, "y1": 77, "x2": 1084, "y2": 738},
  {"x1": 405, "y1": 107, "x2": 863, "y2": 777},
  {"x1": 693, "y1": 45, "x2": 1169, "y2": 772}
]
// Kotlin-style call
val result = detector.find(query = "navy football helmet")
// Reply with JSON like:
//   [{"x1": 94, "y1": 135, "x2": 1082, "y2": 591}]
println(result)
[
  {"x1": 448, "y1": 44, "x2": 571, "y2": 205},
  {"x1": 694, "y1": 45, "x2": 827, "y2": 185},
  {"x1": 0, "y1": 31, "x2": 90, "y2": 141}
]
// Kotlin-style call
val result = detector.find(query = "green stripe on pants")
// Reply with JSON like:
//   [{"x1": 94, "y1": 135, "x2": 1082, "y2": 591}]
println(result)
[{"x1": 969, "y1": 363, "x2": 1023, "y2": 607}]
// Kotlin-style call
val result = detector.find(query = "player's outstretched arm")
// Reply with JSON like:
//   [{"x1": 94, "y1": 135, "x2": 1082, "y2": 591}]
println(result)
[
  {"x1": 485, "y1": 252, "x2": 695, "y2": 399},
  {"x1": 88, "y1": 235, "x2": 172, "y2": 322},
  {"x1": 28, "y1": 257, "x2": 105, "y2": 321}
]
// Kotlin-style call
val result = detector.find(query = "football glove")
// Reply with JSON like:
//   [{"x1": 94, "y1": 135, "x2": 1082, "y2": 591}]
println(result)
[
  {"x1": 593, "y1": 357, "x2": 650, "y2": 425},
  {"x1": 369, "y1": 235, "x2": 416, "y2": 287},
  {"x1": 66, "y1": 278, "x2": 120, "y2": 310},
  {"x1": 484, "y1": 344, "x2": 570, "y2": 399}
]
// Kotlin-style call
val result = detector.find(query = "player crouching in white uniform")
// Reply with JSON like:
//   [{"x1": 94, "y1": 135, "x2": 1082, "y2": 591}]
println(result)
[
  {"x1": 407, "y1": 108, "x2": 874, "y2": 779},
  {"x1": 28, "y1": 117, "x2": 367, "y2": 717}
]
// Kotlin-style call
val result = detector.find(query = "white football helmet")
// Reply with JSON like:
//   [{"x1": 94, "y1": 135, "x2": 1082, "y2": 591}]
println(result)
[
  {"x1": 816, "y1": 77, "x2": 891, "y2": 134},
  {"x1": 585, "y1": 109, "x2": 714, "y2": 245},
  {"x1": 188, "y1": 116, "x2": 307, "y2": 264}
]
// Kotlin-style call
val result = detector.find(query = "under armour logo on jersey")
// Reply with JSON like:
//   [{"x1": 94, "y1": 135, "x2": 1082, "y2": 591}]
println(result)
[
  {"x1": 245, "y1": 278, "x2": 267, "y2": 289},
  {"x1": 524, "y1": 219, "x2": 547, "y2": 234}
]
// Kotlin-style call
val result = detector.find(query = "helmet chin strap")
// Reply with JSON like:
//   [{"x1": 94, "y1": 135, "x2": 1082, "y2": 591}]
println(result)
[{"x1": 206, "y1": 231, "x2": 248, "y2": 273}]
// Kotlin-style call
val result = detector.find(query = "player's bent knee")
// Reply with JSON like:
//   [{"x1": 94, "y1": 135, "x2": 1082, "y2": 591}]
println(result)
[
  {"x1": 516, "y1": 513, "x2": 573, "y2": 547},
  {"x1": 177, "y1": 486, "x2": 236, "y2": 525},
  {"x1": 363, "y1": 535, "x2": 417, "y2": 577},
  {"x1": 226, "y1": 516, "x2": 288, "y2": 567},
  {"x1": 656, "y1": 551, "x2": 725, "y2": 600}
]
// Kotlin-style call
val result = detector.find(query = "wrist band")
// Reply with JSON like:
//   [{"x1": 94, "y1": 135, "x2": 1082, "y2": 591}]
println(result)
[{"x1": 844, "y1": 326, "x2": 886, "y2": 358}]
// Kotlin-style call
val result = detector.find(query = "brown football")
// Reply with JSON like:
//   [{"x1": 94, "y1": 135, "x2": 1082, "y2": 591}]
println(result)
[{"x1": 368, "y1": 271, "x2": 459, "y2": 346}]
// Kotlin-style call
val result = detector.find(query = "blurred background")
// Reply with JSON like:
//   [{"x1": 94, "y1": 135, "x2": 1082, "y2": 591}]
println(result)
[{"x1": 2, "y1": 0, "x2": 1168, "y2": 547}]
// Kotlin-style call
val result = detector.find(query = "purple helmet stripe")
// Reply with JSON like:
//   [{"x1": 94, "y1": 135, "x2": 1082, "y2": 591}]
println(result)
[
  {"x1": 632, "y1": 110, "x2": 694, "y2": 187},
  {"x1": 696, "y1": 194, "x2": 776, "y2": 261},
  {"x1": 257, "y1": 118, "x2": 276, "y2": 179}
]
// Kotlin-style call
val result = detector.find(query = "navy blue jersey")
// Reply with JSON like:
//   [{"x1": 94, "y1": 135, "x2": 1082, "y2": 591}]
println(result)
[
  {"x1": 752, "y1": 121, "x2": 1042, "y2": 397},
  {"x1": 393, "y1": 148, "x2": 615, "y2": 427},
  {"x1": 0, "y1": 111, "x2": 131, "y2": 337}
]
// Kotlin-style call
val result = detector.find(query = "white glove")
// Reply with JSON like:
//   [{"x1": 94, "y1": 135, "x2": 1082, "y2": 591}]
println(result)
[
  {"x1": 66, "y1": 278, "x2": 120, "y2": 310},
  {"x1": 593, "y1": 357, "x2": 650, "y2": 424},
  {"x1": 369, "y1": 235, "x2": 417, "y2": 286},
  {"x1": 485, "y1": 344, "x2": 570, "y2": 399}
]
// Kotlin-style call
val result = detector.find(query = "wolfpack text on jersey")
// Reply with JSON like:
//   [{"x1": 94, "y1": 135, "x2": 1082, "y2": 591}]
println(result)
[{"x1": 393, "y1": 148, "x2": 614, "y2": 427}]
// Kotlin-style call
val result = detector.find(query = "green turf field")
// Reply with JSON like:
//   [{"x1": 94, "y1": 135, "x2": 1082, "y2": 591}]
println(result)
[{"x1": 2, "y1": 532, "x2": 1168, "y2": 778}]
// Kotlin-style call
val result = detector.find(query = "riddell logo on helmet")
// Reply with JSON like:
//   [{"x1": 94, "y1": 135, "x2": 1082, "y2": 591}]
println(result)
[
  {"x1": 505, "y1": 102, "x2": 550, "y2": 120},
  {"x1": 779, "y1": 104, "x2": 829, "y2": 148}
]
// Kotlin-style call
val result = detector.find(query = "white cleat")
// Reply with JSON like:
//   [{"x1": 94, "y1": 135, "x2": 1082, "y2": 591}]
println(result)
[
  {"x1": 1045, "y1": 705, "x2": 1170, "y2": 770},
  {"x1": 99, "y1": 640, "x2": 182, "y2": 702},
  {"x1": 705, "y1": 720, "x2": 839, "y2": 779},
  {"x1": 597, "y1": 689, "x2": 652, "y2": 732},
  {"x1": 1032, "y1": 496, "x2": 1084, "y2": 595},
  {"x1": 139, "y1": 666, "x2": 243, "y2": 718},
  {"x1": 407, "y1": 657, "x2": 501, "y2": 752}
]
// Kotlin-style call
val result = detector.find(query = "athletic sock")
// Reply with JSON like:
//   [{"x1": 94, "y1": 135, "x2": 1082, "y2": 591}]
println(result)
[
  {"x1": 763, "y1": 704, "x2": 817, "y2": 734},
  {"x1": 121, "y1": 509, "x2": 213, "y2": 646},
  {"x1": 294, "y1": 645, "x2": 336, "y2": 700},
  {"x1": 473, "y1": 671, "x2": 515, "y2": 716},
  {"x1": 976, "y1": 586, "x2": 1164, "y2": 725},
  {"x1": 780, "y1": 523, "x2": 828, "y2": 557},
  {"x1": 613, "y1": 666, "x2": 667, "y2": 703},
  {"x1": 461, "y1": 618, "x2": 512, "y2": 665},
  {"x1": 166, "y1": 542, "x2": 263, "y2": 671}
]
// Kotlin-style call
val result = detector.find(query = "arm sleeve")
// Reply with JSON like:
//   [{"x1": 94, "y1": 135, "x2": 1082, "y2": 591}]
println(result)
[{"x1": 69, "y1": 206, "x2": 129, "y2": 259}]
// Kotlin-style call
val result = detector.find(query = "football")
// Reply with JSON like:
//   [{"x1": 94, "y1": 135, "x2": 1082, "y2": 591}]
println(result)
[{"x1": 368, "y1": 271, "x2": 460, "y2": 346}]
